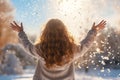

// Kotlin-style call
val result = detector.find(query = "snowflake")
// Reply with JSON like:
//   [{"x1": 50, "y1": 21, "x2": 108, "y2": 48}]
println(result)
[
  {"x1": 101, "y1": 60, "x2": 106, "y2": 65},
  {"x1": 100, "y1": 69, "x2": 104, "y2": 72},
  {"x1": 103, "y1": 57, "x2": 109, "y2": 60},
  {"x1": 96, "y1": 48, "x2": 100, "y2": 52},
  {"x1": 107, "y1": 69, "x2": 111, "y2": 73}
]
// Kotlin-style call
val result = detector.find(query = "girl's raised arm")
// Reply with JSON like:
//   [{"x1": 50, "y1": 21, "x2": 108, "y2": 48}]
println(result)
[
  {"x1": 10, "y1": 21, "x2": 40, "y2": 58},
  {"x1": 74, "y1": 20, "x2": 106, "y2": 60}
]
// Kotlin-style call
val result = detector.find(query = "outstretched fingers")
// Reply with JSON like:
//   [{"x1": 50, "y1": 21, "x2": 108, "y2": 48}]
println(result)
[
  {"x1": 10, "y1": 21, "x2": 24, "y2": 32},
  {"x1": 10, "y1": 23, "x2": 17, "y2": 29},
  {"x1": 21, "y1": 22, "x2": 23, "y2": 29},
  {"x1": 13, "y1": 21, "x2": 19, "y2": 27},
  {"x1": 10, "y1": 23, "x2": 18, "y2": 31},
  {"x1": 92, "y1": 22, "x2": 95, "y2": 27},
  {"x1": 101, "y1": 21, "x2": 106, "y2": 27},
  {"x1": 103, "y1": 21, "x2": 106, "y2": 25},
  {"x1": 99, "y1": 20, "x2": 106, "y2": 25},
  {"x1": 10, "y1": 23, "x2": 15, "y2": 27}
]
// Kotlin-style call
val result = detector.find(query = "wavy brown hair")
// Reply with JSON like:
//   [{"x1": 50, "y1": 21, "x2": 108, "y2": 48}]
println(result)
[{"x1": 35, "y1": 19, "x2": 75, "y2": 68}]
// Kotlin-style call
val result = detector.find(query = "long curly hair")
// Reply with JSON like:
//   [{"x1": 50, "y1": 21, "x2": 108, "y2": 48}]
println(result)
[{"x1": 35, "y1": 19, "x2": 75, "y2": 68}]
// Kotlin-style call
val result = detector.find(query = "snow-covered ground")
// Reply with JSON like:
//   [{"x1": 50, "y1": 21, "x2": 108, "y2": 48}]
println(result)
[
  {"x1": 75, "y1": 69, "x2": 120, "y2": 80},
  {"x1": 0, "y1": 67, "x2": 120, "y2": 80}
]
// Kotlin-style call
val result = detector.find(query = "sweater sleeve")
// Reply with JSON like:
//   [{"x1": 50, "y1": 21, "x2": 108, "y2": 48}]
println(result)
[
  {"x1": 18, "y1": 31, "x2": 40, "y2": 58},
  {"x1": 74, "y1": 29, "x2": 97, "y2": 60}
]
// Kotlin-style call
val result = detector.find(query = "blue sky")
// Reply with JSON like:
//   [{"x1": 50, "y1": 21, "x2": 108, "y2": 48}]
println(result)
[{"x1": 11, "y1": 0, "x2": 48, "y2": 35}]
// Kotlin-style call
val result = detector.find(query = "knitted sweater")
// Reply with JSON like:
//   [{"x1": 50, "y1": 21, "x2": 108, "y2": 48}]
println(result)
[{"x1": 18, "y1": 29, "x2": 97, "y2": 80}]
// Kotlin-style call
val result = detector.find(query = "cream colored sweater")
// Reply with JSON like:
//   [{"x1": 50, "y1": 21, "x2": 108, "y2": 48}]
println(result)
[{"x1": 18, "y1": 29, "x2": 97, "y2": 80}]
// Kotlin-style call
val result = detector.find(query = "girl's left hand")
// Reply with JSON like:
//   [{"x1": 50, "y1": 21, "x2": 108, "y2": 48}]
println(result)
[
  {"x1": 10, "y1": 21, "x2": 23, "y2": 32},
  {"x1": 92, "y1": 20, "x2": 106, "y2": 32}
]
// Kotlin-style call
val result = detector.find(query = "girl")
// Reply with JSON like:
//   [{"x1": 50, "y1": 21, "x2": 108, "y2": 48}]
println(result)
[{"x1": 10, "y1": 19, "x2": 106, "y2": 80}]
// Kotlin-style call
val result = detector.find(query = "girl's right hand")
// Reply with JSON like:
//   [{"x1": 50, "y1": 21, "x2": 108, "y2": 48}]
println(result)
[
  {"x1": 10, "y1": 21, "x2": 23, "y2": 32},
  {"x1": 92, "y1": 20, "x2": 106, "y2": 32}
]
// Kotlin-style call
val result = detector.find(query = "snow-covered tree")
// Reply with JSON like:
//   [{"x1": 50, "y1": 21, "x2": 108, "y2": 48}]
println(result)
[{"x1": 0, "y1": 0, "x2": 17, "y2": 48}]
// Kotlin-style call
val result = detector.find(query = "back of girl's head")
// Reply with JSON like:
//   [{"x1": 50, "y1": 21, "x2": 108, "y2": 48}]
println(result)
[{"x1": 35, "y1": 19, "x2": 75, "y2": 68}]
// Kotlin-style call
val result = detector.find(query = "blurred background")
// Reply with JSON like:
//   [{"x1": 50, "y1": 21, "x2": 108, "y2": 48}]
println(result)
[{"x1": 0, "y1": 0, "x2": 120, "y2": 80}]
